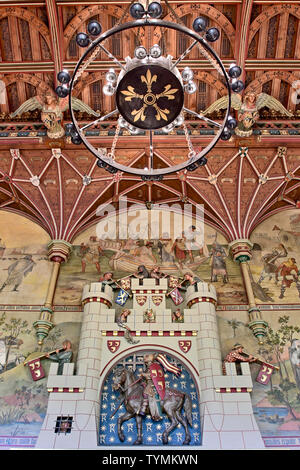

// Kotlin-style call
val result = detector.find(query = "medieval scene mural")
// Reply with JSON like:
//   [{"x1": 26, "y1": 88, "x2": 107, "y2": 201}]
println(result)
[
  {"x1": 249, "y1": 209, "x2": 300, "y2": 305},
  {"x1": 54, "y1": 209, "x2": 247, "y2": 306},
  {"x1": 0, "y1": 212, "x2": 51, "y2": 305},
  {"x1": 0, "y1": 309, "x2": 81, "y2": 448}
]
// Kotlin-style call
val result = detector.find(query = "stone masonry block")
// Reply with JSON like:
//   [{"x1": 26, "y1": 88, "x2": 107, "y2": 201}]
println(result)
[
  {"x1": 62, "y1": 363, "x2": 75, "y2": 375},
  {"x1": 222, "y1": 414, "x2": 254, "y2": 431},
  {"x1": 54, "y1": 431, "x2": 80, "y2": 449},
  {"x1": 225, "y1": 363, "x2": 237, "y2": 375},
  {"x1": 75, "y1": 400, "x2": 96, "y2": 415},
  {"x1": 79, "y1": 430, "x2": 99, "y2": 449},
  {"x1": 49, "y1": 363, "x2": 59, "y2": 375},
  {"x1": 220, "y1": 431, "x2": 245, "y2": 450}
]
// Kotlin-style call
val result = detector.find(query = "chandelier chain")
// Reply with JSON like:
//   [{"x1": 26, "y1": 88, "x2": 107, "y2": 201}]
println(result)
[
  {"x1": 183, "y1": 122, "x2": 196, "y2": 158},
  {"x1": 108, "y1": 123, "x2": 121, "y2": 160}
]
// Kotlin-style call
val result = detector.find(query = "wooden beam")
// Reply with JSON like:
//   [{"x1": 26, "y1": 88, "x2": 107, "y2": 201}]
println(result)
[
  {"x1": 45, "y1": 0, "x2": 63, "y2": 85},
  {"x1": 271, "y1": 13, "x2": 289, "y2": 100}
]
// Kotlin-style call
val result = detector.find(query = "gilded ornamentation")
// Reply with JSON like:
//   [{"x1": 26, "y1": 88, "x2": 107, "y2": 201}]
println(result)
[{"x1": 121, "y1": 69, "x2": 178, "y2": 123}]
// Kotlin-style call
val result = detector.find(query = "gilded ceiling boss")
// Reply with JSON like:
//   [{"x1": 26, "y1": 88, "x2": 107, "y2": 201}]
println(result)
[{"x1": 121, "y1": 69, "x2": 178, "y2": 122}]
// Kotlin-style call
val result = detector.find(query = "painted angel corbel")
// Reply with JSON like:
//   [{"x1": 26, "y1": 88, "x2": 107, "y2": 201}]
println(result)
[
  {"x1": 10, "y1": 91, "x2": 99, "y2": 139},
  {"x1": 203, "y1": 91, "x2": 293, "y2": 137}
]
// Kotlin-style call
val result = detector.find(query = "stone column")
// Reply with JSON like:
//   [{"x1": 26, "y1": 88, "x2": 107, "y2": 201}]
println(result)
[
  {"x1": 33, "y1": 240, "x2": 72, "y2": 345},
  {"x1": 229, "y1": 239, "x2": 268, "y2": 344}
]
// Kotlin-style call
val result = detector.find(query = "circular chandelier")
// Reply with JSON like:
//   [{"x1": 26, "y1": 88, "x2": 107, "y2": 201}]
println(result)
[{"x1": 56, "y1": 1, "x2": 244, "y2": 180}]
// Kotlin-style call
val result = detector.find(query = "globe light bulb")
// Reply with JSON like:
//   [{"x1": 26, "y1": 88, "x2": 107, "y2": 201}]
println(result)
[
  {"x1": 147, "y1": 2, "x2": 162, "y2": 18},
  {"x1": 228, "y1": 64, "x2": 242, "y2": 79},
  {"x1": 193, "y1": 16, "x2": 208, "y2": 33},
  {"x1": 76, "y1": 32, "x2": 90, "y2": 48},
  {"x1": 129, "y1": 125, "x2": 139, "y2": 135},
  {"x1": 184, "y1": 80, "x2": 197, "y2": 94},
  {"x1": 134, "y1": 46, "x2": 147, "y2": 60},
  {"x1": 220, "y1": 127, "x2": 232, "y2": 141},
  {"x1": 150, "y1": 44, "x2": 162, "y2": 59},
  {"x1": 118, "y1": 117, "x2": 128, "y2": 128},
  {"x1": 162, "y1": 123, "x2": 174, "y2": 133},
  {"x1": 231, "y1": 79, "x2": 244, "y2": 93},
  {"x1": 105, "y1": 69, "x2": 117, "y2": 83},
  {"x1": 87, "y1": 20, "x2": 102, "y2": 36},
  {"x1": 57, "y1": 70, "x2": 70, "y2": 84},
  {"x1": 182, "y1": 67, "x2": 194, "y2": 82},
  {"x1": 174, "y1": 114, "x2": 184, "y2": 127},
  {"x1": 103, "y1": 83, "x2": 115, "y2": 96},
  {"x1": 129, "y1": 2, "x2": 145, "y2": 19},
  {"x1": 205, "y1": 27, "x2": 220, "y2": 42},
  {"x1": 55, "y1": 85, "x2": 69, "y2": 98}
]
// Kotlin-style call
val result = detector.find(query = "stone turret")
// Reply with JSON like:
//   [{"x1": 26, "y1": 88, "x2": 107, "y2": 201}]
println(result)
[
  {"x1": 35, "y1": 282, "x2": 113, "y2": 449},
  {"x1": 188, "y1": 281, "x2": 264, "y2": 449}
]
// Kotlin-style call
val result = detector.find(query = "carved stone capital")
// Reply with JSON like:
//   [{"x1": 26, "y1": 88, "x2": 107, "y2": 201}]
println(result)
[
  {"x1": 47, "y1": 239, "x2": 72, "y2": 263},
  {"x1": 229, "y1": 239, "x2": 253, "y2": 262}
]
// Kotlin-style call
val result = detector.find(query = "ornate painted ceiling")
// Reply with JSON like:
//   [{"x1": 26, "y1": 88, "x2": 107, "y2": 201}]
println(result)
[{"x1": 0, "y1": 0, "x2": 300, "y2": 243}]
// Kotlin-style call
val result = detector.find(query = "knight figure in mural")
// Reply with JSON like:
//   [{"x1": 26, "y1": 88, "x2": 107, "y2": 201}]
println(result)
[
  {"x1": 112, "y1": 352, "x2": 193, "y2": 445},
  {"x1": 209, "y1": 236, "x2": 229, "y2": 283}
]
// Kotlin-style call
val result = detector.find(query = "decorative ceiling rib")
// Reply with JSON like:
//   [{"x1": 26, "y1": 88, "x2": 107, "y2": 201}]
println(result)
[{"x1": 0, "y1": 1, "x2": 299, "y2": 241}]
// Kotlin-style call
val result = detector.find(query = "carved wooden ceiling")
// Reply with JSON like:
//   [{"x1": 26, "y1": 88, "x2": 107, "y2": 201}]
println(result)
[{"x1": 0, "y1": 0, "x2": 300, "y2": 243}]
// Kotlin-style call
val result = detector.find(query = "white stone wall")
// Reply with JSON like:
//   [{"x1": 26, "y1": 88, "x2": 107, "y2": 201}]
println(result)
[{"x1": 36, "y1": 279, "x2": 265, "y2": 450}]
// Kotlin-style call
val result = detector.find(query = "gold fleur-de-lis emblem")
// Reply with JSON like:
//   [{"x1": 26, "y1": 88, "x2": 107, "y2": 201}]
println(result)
[{"x1": 121, "y1": 69, "x2": 178, "y2": 123}]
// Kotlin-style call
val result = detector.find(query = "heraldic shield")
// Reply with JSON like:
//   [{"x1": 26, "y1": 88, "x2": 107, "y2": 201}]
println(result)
[{"x1": 149, "y1": 362, "x2": 165, "y2": 400}]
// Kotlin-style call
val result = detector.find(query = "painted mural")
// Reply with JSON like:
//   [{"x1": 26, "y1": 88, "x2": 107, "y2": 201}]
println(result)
[
  {"x1": 218, "y1": 309, "x2": 300, "y2": 447},
  {"x1": 0, "y1": 212, "x2": 51, "y2": 305},
  {"x1": 0, "y1": 310, "x2": 81, "y2": 448},
  {"x1": 250, "y1": 209, "x2": 300, "y2": 305},
  {"x1": 54, "y1": 209, "x2": 247, "y2": 305}
]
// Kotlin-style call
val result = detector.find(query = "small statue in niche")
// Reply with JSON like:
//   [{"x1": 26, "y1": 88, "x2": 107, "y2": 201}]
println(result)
[
  {"x1": 150, "y1": 265, "x2": 166, "y2": 280},
  {"x1": 143, "y1": 308, "x2": 156, "y2": 323},
  {"x1": 116, "y1": 309, "x2": 139, "y2": 345},
  {"x1": 45, "y1": 339, "x2": 73, "y2": 375},
  {"x1": 172, "y1": 308, "x2": 184, "y2": 323},
  {"x1": 134, "y1": 265, "x2": 150, "y2": 279},
  {"x1": 99, "y1": 271, "x2": 118, "y2": 292},
  {"x1": 180, "y1": 271, "x2": 202, "y2": 293}
]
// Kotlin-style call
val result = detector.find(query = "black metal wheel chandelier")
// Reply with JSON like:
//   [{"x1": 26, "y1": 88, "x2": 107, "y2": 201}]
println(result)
[{"x1": 56, "y1": 1, "x2": 244, "y2": 180}]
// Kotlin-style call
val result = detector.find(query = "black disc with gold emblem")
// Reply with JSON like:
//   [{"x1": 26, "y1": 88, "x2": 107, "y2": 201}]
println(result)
[{"x1": 116, "y1": 64, "x2": 184, "y2": 130}]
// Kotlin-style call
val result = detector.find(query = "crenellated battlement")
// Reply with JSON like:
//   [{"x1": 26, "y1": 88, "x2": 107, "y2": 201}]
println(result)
[
  {"x1": 81, "y1": 282, "x2": 113, "y2": 305},
  {"x1": 46, "y1": 363, "x2": 87, "y2": 392},
  {"x1": 213, "y1": 362, "x2": 253, "y2": 392},
  {"x1": 131, "y1": 277, "x2": 169, "y2": 291},
  {"x1": 186, "y1": 282, "x2": 217, "y2": 306}
]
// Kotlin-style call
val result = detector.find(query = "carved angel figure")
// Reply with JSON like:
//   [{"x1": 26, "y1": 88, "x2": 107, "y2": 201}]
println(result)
[
  {"x1": 10, "y1": 91, "x2": 99, "y2": 139},
  {"x1": 203, "y1": 91, "x2": 293, "y2": 137}
]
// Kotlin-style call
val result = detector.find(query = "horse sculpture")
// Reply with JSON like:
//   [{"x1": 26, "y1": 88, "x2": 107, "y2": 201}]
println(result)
[{"x1": 112, "y1": 366, "x2": 193, "y2": 445}]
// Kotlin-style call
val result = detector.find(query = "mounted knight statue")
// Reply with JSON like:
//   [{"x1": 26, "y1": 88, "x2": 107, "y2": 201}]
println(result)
[{"x1": 112, "y1": 352, "x2": 193, "y2": 445}]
